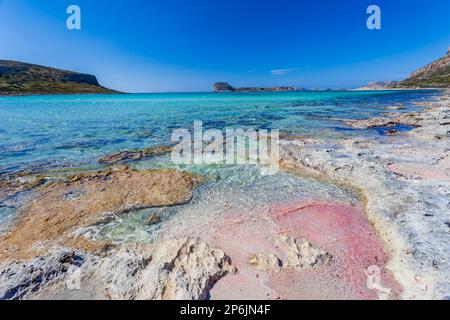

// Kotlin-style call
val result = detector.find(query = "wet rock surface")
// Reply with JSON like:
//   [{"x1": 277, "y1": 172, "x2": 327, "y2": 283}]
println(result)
[
  {"x1": 146, "y1": 213, "x2": 162, "y2": 226},
  {"x1": 0, "y1": 165, "x2": 237, "y2": 300},
  {"x1": 0, "y1": 166, "x2": 202, "y2": 261},
  {"x1": 272, "y1": 235, "x2": 330, "y2": 269}
]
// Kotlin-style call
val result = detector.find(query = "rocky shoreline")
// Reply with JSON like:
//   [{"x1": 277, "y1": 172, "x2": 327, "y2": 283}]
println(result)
[
  {"x1": 280, "y1": 91, "x2": 450, "y2": 299},
  {"x1": 0, "y1": 91, "x2": 448, "y2": 300},
  {"x1": 0, "y1": 166, "x2": 237, "y2": 300}
]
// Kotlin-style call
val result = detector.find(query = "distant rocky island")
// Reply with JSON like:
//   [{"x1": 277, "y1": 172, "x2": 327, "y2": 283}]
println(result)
[
  {"x1": 215, "y1": 50, "x2": 450, "y2": 93},
  {"x1": 0, "y1": 60, "x2": 117, "y2": 95},
  {"x1": 213, "y1": 82, "x2": 301, "y2": 93},
  {"x1": 359, "y1": 48, "x2": 450, "y2": 90}
]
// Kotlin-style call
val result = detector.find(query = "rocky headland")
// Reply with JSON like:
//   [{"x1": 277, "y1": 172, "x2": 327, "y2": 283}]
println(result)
[
  {"x1": 0, "y1": 60, "x2": 117, "y2": 95},
  {"x1": 396, "y1": 49, "x2": 450, "y2": 88}
]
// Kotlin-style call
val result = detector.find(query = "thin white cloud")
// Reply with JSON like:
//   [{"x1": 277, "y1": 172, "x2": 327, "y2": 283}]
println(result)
[{"x1": 270, "y1": 67, "x2": 300, "y2": 76}]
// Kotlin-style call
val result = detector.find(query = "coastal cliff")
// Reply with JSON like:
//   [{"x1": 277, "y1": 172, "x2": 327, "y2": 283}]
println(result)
[
  {"x1": 359, "y1": 49, "x2": 450, "y2": 90},
  {"x1": 397, "y1": 48, "x2": 450, "y2": 88},
  {"x1": 0, "y1": 60, "x2": 117, "y2": 95},
  {"x1": 213, "y1": 82, "x2": 298, "y2": 93}
]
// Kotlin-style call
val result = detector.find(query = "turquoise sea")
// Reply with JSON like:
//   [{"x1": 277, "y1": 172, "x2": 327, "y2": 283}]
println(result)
[
  {"x1": 0, "y1": 90, "x2": 439, "y2": 240},
  {"x1": 0, "y1": 90, "x2": 435, "y2": 174}
]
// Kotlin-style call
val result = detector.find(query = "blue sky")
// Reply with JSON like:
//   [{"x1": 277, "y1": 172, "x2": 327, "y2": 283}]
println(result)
[{"x1": 0, "y1": 0, "x2": 449, "y2": 92}]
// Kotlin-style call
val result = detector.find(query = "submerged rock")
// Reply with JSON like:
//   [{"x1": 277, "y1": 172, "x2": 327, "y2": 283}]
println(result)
[
  {"x1": 0, "y1": 166, "x2": 202, "y2": 261},
  {"x1": 385, "y1": 130, "x2": 400, "y2": 136},
  {"x1": 146, "y1": 213, "x2": 162, "y2": 226},
  {"x1": 0, "y1": 172, "x2": 46, "y2": 202},
  {"x1": 98, "y1": 146, "x2": 173, "y2": 164}
]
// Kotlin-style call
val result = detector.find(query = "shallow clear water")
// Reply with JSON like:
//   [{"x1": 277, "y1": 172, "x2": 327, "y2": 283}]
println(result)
[
  {"x1": 85, "y1": 164, "x2": 360, "y2": 243},
  {"x1": 0, "y1": 90, "x2": 438, "y2": 238},
  {"x1": 0, "y1": 90, "x2": 435, "y2": 174}
]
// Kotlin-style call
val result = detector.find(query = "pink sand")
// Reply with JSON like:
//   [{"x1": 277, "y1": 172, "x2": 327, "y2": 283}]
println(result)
[
  {"x1": 389, "y1": 161, "x2": 450, "y2": 181},
  {"x1": 206, "y1": 201, "x2": 402, "y2": 300}
]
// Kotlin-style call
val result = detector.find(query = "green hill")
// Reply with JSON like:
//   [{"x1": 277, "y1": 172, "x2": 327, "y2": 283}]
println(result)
[
  {"x1": 0, "y1": 60, "x2": 118, "y2": 95},
  {"x1": 396, "y1": 49, "x2": 450, "y2": 88}
]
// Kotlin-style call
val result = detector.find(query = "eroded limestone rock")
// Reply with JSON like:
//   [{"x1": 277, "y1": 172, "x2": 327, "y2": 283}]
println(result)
[
  {"x1": 146, "y1": 213, "x2": 162, "y2": 226},
  {"x1": 0, "y1": 239, "x2": 235, "y2": 300},
  {"x1": 273, "y1": 235, "x2": 330, "y2": 268},
  {"x1": 248, "y1": 254, "x2": 282, "y2": 272},
  {"x1": 0, "y1": 249, "x2": 86, "y2": 300},
  {"x1": 279, "y1": 93, "x2": 450, "y2": 299},
  {"x1": 248, "y1": 236, "x2": 330, "y2": 273},
  {"x1": 94, "y1": 239, "x2": 235, "y2": 300},
  {"x1": 0, "y1": 166, "x2": 202, "y2": 261}
]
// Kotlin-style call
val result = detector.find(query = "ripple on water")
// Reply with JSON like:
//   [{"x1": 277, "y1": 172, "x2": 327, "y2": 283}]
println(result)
[{"x1": 90, "y1": 164, "x2": 359, "y2": 244}]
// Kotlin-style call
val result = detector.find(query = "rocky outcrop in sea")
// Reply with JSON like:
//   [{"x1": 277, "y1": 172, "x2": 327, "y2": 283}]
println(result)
[{"x1": 213, "y1": 82, "x2": 298, "y2": 93}]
